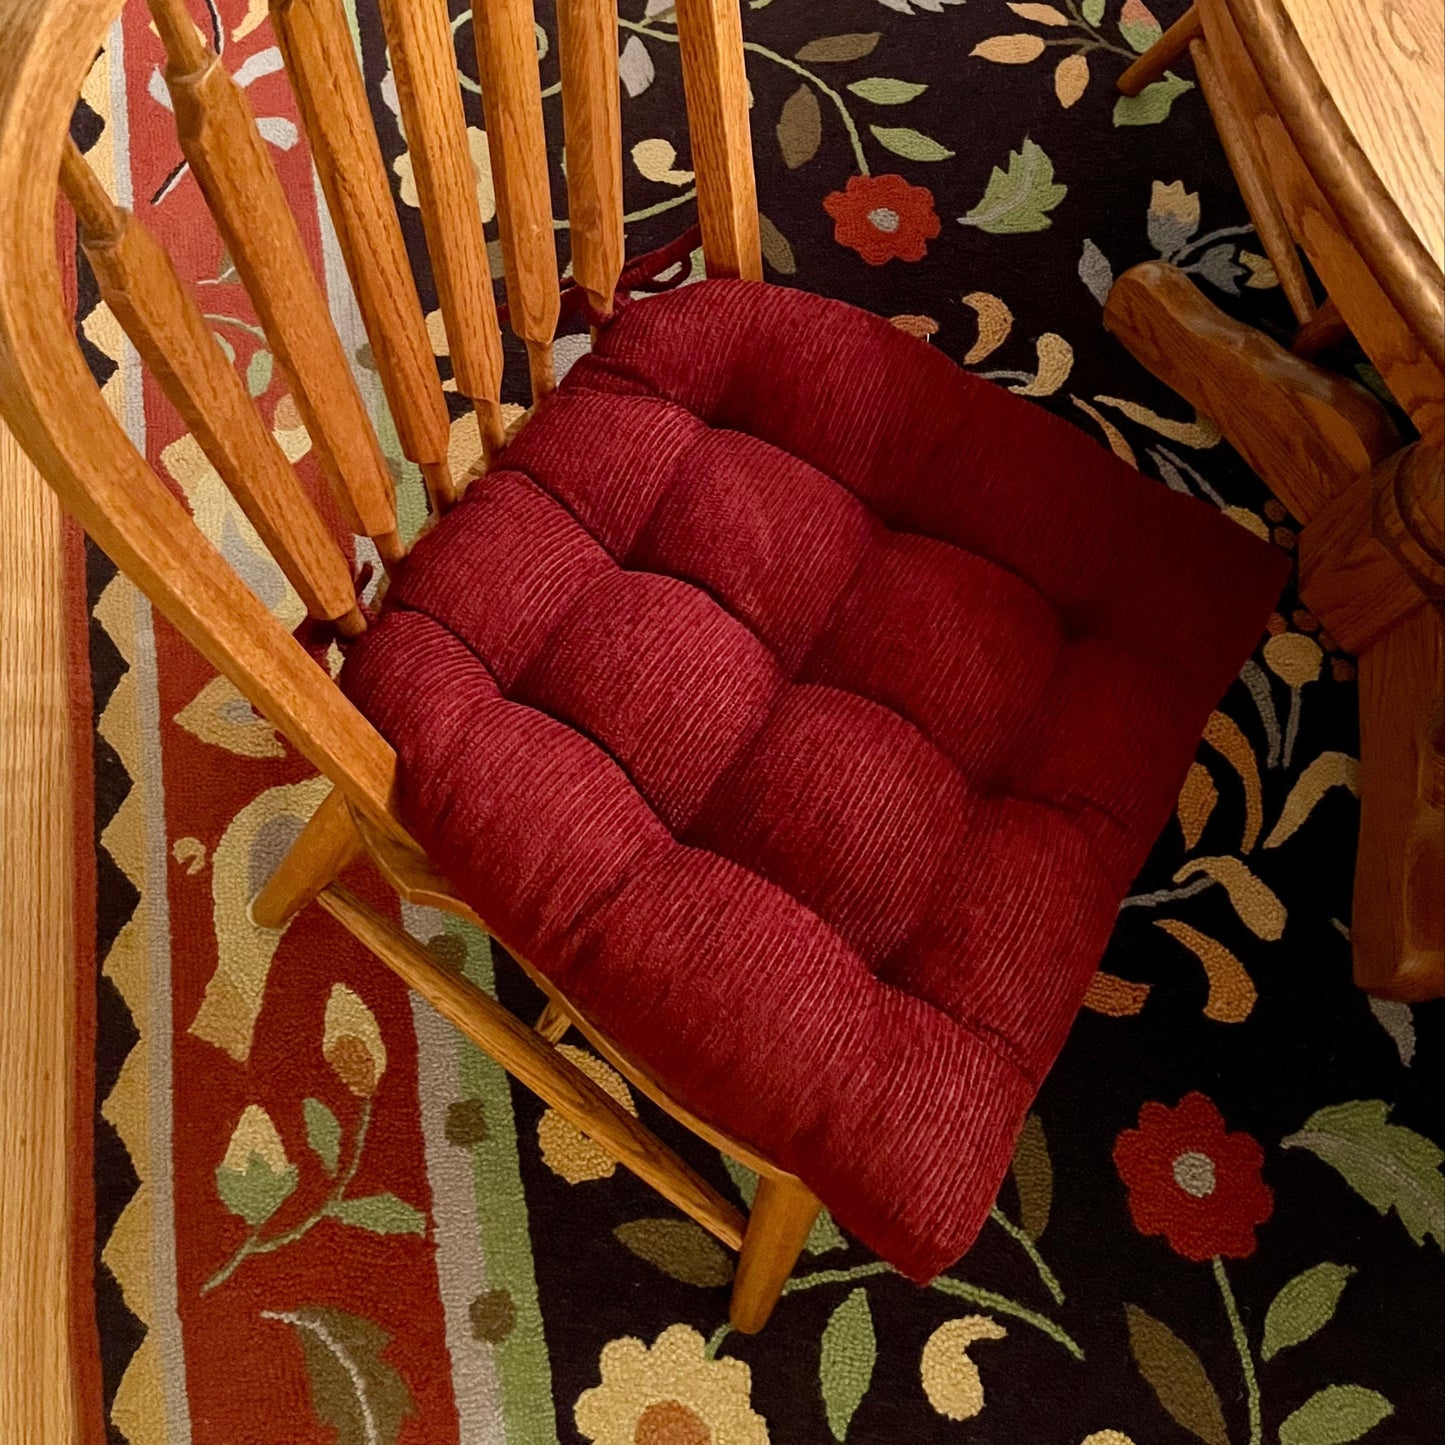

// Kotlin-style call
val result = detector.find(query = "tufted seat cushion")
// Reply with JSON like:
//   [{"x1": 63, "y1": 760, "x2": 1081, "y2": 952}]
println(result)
[{"x1": 341, "y1": 280, "x2": 1287, "y2": 1282}]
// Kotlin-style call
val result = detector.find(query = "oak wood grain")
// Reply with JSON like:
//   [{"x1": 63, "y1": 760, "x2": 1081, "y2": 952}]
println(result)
[
  {"x1": 534, "y1": 997, "x2": 573, "y2": 1043},
  {"x1": 270, "y1": 0, "x2": 456, "y2": 513},
  {"x1": 1297, "y1": 470, "x2": 1426, "y2": 655},
  {"x1": 250, "y1": 784, "x2": 362, "y2": 929},
  {"x1": 729, "y1": 1175, "x2": 822, "y2": 1334},
  {"x1": 146, "y1": 0, "x2": 402, "y2": 562},
  {"x1": 1, "y1": 4, "x2": 407, "y2": 839},
  {"x1": 1189, "y1": 29, "x2": 1314, "y2": 322},
  {"x1": 59, "y1": 139, "x2": 364, "y2": 630},
  {"x1": 1104, "y1": 261, "x2": 1399, "y2": 521},
  {"x1": 1196, "y1": 0, "x2": 1443, "y2": 448},
  {"x1": 1279, "y1": 0, "x2": 1443, "y2": 275},
  {"x1": 0, "y1": 418, "x2": 76, "y2": 1444},
  {"x1": 1291, "y1": 296, "x2": 1349, "y2": 360},
  {"x1": 471, "y1": 0, "x2": 562, "y2": 400},
  {"x1": 377, "y1": 0, "x2": 506, "y2": 457},
  {"x1": 1372, "y1": 440, "x2": 1445, "y2": 601},
  {"x1": 1224, "y1": 0, "x2": 1444, "y2": 371},
  {"x1": 675, "y1": 0, "x2": 761, "y2": 280},
  {"x1": 1354, "y1": 604, "x2": 1445, "y2": 999},
  {"x1": 557, "y1": 0, "x2": 624, "y2": 317}
]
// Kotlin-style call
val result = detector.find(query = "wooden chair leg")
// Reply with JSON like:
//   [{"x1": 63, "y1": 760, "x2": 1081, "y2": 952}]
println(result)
[
  {"x1": 729, "y1": 1173, "x2": 821, "y2": 1334},
  {"x1": 1117, "y1": 5, "x2": 1201, "y2": 96},
  {"x1": 250, "y1": 785, "x2": 362, "y2": 929}
]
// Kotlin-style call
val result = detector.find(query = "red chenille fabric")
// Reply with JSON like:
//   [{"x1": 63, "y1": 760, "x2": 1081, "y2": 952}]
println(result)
[{"x1": 341, "y1": 280, "x2": 1288, "y2": 1282}]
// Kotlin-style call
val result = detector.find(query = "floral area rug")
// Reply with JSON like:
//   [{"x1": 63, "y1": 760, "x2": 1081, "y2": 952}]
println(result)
[{"x1": 65, "y1": 1, "x2": 1443, "y2": 1442}]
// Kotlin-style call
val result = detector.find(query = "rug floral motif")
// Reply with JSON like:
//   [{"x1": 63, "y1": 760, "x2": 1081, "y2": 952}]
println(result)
[{"x1": 64, "y1": 0, "x2": 1442, "y2": 1442}]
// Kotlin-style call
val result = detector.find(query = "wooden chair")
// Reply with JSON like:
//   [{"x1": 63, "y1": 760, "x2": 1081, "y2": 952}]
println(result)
[
  {"x1": 0, "y1": 4, "x2": 1295, "y2": 1393},
  {"x1": 1109, "y1": 0, "x2": 1444, "y2": 1000},
  {"x1": 0, "y1": 0, "x2": 828, "y2": 1337}
]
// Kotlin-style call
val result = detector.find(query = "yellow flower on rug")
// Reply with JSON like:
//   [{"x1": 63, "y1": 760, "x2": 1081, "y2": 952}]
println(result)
[
  {"x1": 538, "y1": 1046, "x2": 637, "y2": 1183},
  {"x1": 575, "y1": 1324, "x2": 769, "y2": 1445}
]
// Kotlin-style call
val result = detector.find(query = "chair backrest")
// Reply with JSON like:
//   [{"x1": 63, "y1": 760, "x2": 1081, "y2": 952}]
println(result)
[{"x1": 0, "y1": 0, "x2": 760, "y2": 836}]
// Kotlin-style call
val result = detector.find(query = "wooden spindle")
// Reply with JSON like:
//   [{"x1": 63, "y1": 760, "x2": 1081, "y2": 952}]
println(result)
[
  {"x1": 471, "y1": 0, "x2": 562, "y2": 400},
  {"x1": 1190, "y1": 35, "x2": 1315, "y2": 325},
  {"x1": 60, "y1": 140, "x2": 364, "y2": 631},
  {"x1": 556, "y1": 0, "x2": 623, "y2": 318},
  {"x1": 1117, "y1": 4, "x2": 1201, "y2": 96},
  {"x1": 377, "y1": 0, "x2": 506, "y2": 459},
  {"x1": 145, "y1": 0, "x2": 403, "y2": 564},
  {"x1": 271, "y1": 0, "x2": 457, "y2": 513},
  {"x1": 674, "y1": 0, "x2": 760, "y2": 281}
]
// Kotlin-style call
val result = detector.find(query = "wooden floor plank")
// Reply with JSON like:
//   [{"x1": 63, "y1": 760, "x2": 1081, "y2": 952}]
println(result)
[{"x1": 0, "y1": 416, "x2": 77, "y2": 1442}]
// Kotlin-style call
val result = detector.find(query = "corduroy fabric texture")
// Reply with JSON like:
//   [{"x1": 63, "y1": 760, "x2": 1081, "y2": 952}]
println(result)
[{"x1": 341, "y1": 279, "x2": 1289, "y2": 1282}]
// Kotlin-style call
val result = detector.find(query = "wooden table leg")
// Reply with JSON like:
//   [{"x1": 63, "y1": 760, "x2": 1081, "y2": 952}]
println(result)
[
  {"x1": 729, "y1": 1174, "x2": 821, "y2": 1334},
  {"x1": 1352, "y1": 604, "x2": 1444, "y2": 1000}
]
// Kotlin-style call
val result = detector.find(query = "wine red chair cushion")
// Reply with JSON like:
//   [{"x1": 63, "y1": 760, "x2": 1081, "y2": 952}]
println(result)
[{"x1": 341, "y1": 280, "x2": 1287, "y2": 1282}]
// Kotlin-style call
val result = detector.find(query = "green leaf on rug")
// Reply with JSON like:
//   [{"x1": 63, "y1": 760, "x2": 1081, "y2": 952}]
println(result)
[
  {"x1": 1118, "y1": 2, "x2": 1163, "y2": 53},
  {"x1": 1082, "y1": 0, "x2": 1105, "y2": 21},
  {"x1": 1010, "y1": 1113, "x2": 1053, "y2": 1239},
  {"x1": 848, "y1": 77, "x2": 928, "y2": 103},
  {"x1": 303, "y1": 1097, "x2": 342, "y2": 1175},
  {"x1": 820, "y1": 1288, "x2": 876, "y2": 1440},
  {"x1": 1113, "y1": 71, "x2": 1193, "y2": 126},
  {"x1": 806, "y1": 1209, "x2": 849, "y2": 1255},
  {"x1": 869, "y1": 125, "x2": 954, "y2": 161},
  {"x1": 796, "y1": 34, "x2": 881, "y2": 63},
  {"x1": 266, "y1": 1306, "x2": 414, "y2": 1445},
  {"x1": 1283, "y1": 1100, "x2": 1445, "y2": 1250},
  {"x1": 1278, "y1": 1385, "x2": 1394, "y2": 1445},
  {"x1": 1125, "y1": 1304, "x2": 1228, "y2": 1445},
  {"x1": 216, "y1": 1156, "x2": 297, "y2": 1230},
  {"x1": 246, "y1": 349, "x2": 273, "y2": 396},
  {"x1": 614, "y1": 1218, "x2": 735, "y2": 1287},
  {"x1": 327, "y1": 1193, "x2": 427, "y2": 1236},
  {"x1": 1262, "y1": 1263, "x2": 1356, "y2": 1361},
  {"x1": 959, "y1": 138, "x2": 1066, "y2": 233},
  {"x1": 778, "y1": 85, "x2": 822, "y2": 169},
  {"x1": 759, "y1": 213, "x2": 798, "y2": 275}
]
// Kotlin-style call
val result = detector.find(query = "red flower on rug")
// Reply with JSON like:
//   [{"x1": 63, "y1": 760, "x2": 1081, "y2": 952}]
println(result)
[
  {"x1": 824, "y1": 174, "x2": 941, "y2": 264},
  {"x1": 1113, "y1": 1093, "x2": 1273, "y2": 1261}
]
